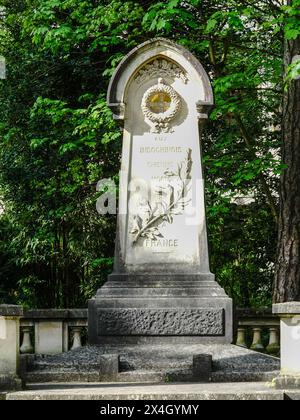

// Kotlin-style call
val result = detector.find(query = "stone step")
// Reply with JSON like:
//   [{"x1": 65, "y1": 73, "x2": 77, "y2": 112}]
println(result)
[
  {"x1": 30, "y1": 356, "x2": 190, "y2": 372},
  {"x1": 107, "y1": 274, "x2": 216, "y2": 283},
  {"x1": 101, "y1": 281, "x2": 220, "y2": 288},
  {"x1": 5, "y1": 381, "x2": 289, "y2": 400},
  {"x1": 23, "y1": 369, "x2": 279, "y2": 384},
  {"x1": 28, "y1": 360, "x2": 278, "y2": 374},
  {"x1": 100, "y1": 280, "x2": 226, "y2": 288},
  {"x1": 22, "y1": 344, "x2": 280, "y2": 386},
  {"x1": 97, "y1": 287, "x2": 227, "y2": 297}
]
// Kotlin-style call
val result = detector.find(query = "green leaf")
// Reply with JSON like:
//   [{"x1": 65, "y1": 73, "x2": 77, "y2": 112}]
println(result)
[
  {"x1": 285, "y1": 28, "x2": 300, "y2": 39},
  {"x1": 167, "y1": 0, "x2": 180, "y2": 8},
  {"x1": 30, "y1": 138, "x2": 48, "y2": 149},
  {"x1": 206, "y1": 19, "x2": 217, "y2": 32},
  {"x1": 156, "y1": 18, "x2": 167, "y2": 30}
]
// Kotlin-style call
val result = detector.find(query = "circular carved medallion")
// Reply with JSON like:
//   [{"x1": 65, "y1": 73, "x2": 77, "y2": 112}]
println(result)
[{"x1": 141, "y1": 78, "x2": 181, "y2": 133}]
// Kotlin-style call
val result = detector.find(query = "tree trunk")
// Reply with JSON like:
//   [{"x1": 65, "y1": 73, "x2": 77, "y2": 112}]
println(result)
[{"x1": 273, "y1": 18, "x2": 300, "y2": 302}]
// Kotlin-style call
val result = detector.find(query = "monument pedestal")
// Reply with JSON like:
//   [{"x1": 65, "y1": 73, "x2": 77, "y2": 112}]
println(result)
[{"x1": 88, "y1": 274, "x2": 232, "y2": 345}]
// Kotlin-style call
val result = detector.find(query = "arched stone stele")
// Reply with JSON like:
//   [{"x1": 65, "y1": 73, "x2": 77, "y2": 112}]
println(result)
[{"x1": 88, "y1": 39, "x2": 232, "y2": 345}]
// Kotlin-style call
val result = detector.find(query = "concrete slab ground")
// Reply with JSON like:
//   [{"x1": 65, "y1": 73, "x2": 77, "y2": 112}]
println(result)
[{"x1": 5, "y1": 381, "x2": 296, "y2": 400}]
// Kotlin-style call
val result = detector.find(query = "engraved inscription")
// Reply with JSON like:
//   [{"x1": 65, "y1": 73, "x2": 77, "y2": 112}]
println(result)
[
  {"x1": 97, "y1": 308, "x2": 225, "y2": 336},
  {"x1": 144, "y1": 238, "x2": 179, "y2": 248},
  {"x1": 147, "y1": 161, "x2": 174, "y2": 168},
  {"x1": 155, "y1": 136, "x2": 167, "y2": 142},
  {"x1": 140, "y1": 146, "x2": 183, "y2": 154}
]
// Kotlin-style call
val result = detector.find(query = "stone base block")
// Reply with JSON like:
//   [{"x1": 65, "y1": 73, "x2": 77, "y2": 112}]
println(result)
[
  {"x1": 192, "y1": 354, "x2": 212, "y2": 381},
  {"x1": 88, "y1": 275, "x2": 233, "y2": 345},
  {"x1": 275, "y1": 374, "x2": 300, "y2": 389},
  {"x1": 0, "y1": 374, "x2": 22, "y2": 391}
]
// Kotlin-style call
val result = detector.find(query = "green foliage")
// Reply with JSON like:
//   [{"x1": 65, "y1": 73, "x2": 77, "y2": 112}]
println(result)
[
  {"x1": 208, "y1": 201, "x2": 276, "y2": 308},
  {"x1": 0, "y1": 0, "x2": 291, "y2": 308},
  {"x1": 0, "y1": 0, "x2": 127, "y2": 307},
  {"x1": 283, "y1": 0, "x2": 300, "y2": 39},
  {"x1": 285, "y1": 58, "x2": 300, "y2": 84}
]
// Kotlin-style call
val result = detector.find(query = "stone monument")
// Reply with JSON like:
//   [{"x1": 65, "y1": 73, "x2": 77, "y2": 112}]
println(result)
[{"x1": 89, "y1": 38, "x2": 232, "y2": 345}]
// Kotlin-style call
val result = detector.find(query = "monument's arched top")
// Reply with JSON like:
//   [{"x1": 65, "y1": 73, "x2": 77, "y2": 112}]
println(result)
[{"x1": 107, "y1": 38, "x2": 214, "y2": 121}]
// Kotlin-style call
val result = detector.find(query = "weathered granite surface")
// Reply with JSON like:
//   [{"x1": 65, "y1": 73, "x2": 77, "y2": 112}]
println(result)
[
  {"x1": 97, "y1": 308, "x2": 224, "y2": 336},
  {"x1": 6, "y1": 382, "x2": 288, "y2": 400},
  {"x1": 0, "y1": 375, "x2": 22, "y2": 391},
  {"x1": 273, "y1": 302, "x2": 300, "y2": 315},
  {"x1": 275, "y1": 374, "x2": 300, "y2": 389},
  {"x1": 22, "y1": 344, "x2": 280, "y2": 384},
  {"x1": 0, "y1": 305, "x2": 23, "y2": 317},
  {"x1": 24, "y1": 309, "x2": 87, "y2": 319},
  {"x1": 89, "y1": 280, "x2": 233, "y2": 344},
  {"x1": 193, "y1": 354, "x2": 212, "y2": 381}
]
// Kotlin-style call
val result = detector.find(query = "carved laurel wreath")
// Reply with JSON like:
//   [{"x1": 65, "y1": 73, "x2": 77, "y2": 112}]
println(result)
[{"x1": 141, "y1": 79, "x2": 181, "y2": 133}]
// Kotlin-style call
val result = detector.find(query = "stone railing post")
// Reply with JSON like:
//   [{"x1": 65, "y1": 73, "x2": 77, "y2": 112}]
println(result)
[
  {"x1": 68, "y1": 309, "x2": 87, "y2": 351},
  {"x1": 71, "y1": 326, "x2": 82, "y2": 350},
  {"x1": 20, "y1": 324, "x2": 34, "y2": 354},
  {"x1": 236, "y1": 328, "x2": 247, "y2": 348},
  {"x1": 273, "y1": 302, "x2": 300, "y2": 388},
  {"x1": 266, "y1": 327, "x2": 280, "y2": 356},
  {"x1": 250, "y1": 327, "x2": 264, "y2": 351},
  {"x1": 0, "y1": 305, "x2": 23, "y2": 390}
]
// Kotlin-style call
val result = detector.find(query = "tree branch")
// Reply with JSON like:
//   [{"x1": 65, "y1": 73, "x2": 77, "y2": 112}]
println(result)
[{"x1": 209, "y1": 40, "x2": 217, "y2": 67}]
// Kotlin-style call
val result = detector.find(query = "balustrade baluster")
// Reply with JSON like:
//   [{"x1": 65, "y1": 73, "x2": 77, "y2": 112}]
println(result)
[
  {"x1": 71, "y1": 326, "x2": 82, "y2": 350},
  {"x1": 20, "y1": 326, "x2": 34, "y2": 354},
  {"x1": 250, "y1": 327, "x2": 264, "y2": 351},
  {"x1": 236, "y1": 328, "x2": 247, "y2": 348},
  {"x1": 266, "y1": 327, "x2": 280, "y2": 355}
]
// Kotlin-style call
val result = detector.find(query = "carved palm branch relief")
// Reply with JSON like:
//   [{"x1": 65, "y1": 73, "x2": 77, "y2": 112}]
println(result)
[{"x1": 131, "y1": 148, "x2": 192, "y2": 245}]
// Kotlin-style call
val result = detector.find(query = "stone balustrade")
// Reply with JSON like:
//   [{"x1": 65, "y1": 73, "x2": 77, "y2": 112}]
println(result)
[
  {"x1": 19, "y1": 309, "x2": 87, "y2": 355},
  {"x1": 17, "y1": 307, "x2": 282, "y2": 357},
  {"x1": 0, "y1": 304, "x2": 284, "y2": 392},
  {"x1": 235, "y1": 308, "x2": 280, "y2": 355}
]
